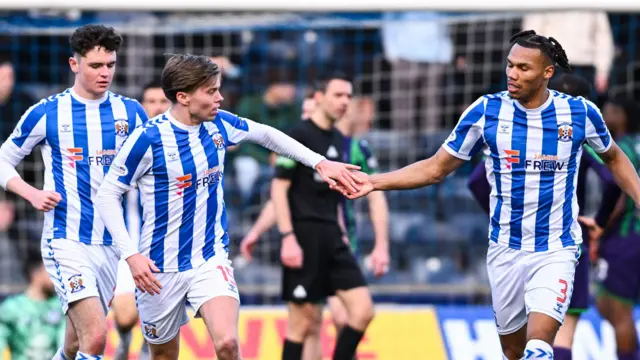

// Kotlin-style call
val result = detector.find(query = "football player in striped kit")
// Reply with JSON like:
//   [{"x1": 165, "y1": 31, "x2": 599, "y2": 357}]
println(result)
[
  {"x1": 95, "y1": 54, "x2": 362, "y2": 359},
  {"x1": 0, "y1": 25, "x2": 148, "y2": 360},
  {"x1": 333, "y1": 30, "x2": 640, "y2": 360}
]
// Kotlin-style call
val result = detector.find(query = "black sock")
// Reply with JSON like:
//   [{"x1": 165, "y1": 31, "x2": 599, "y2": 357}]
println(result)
[
  {"x1": 333, "y1": 325, "x2": 364, "y2": 360},
  {"x1": 282, "y1": 339, "x2": 303, "y2": 360}
]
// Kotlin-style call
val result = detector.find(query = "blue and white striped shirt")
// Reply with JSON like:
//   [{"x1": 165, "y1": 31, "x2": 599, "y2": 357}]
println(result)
[
  {"x1": 443, "y1": 90, "x2": 612, "y2": 252},
  {"x1": 104, "y1": 110, "x2": 250, "y2": 272},
  {"x1": 0, "y1": 88, "x2": 148, "y2": 245}
]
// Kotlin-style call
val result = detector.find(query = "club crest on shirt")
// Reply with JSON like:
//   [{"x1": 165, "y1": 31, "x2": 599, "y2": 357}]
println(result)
[
  {"x1": 212, "y1": 133, "x2": 225, "y2": 150},
  {"x1": 68, "y1": 274, "x2": 85, "y2": 294},
  {"x1": 115, "y1": 119, "x2": 129, "y2": 137},
  {"x1": 557, "y1": 123, "x2": 573, "y2": 142}
]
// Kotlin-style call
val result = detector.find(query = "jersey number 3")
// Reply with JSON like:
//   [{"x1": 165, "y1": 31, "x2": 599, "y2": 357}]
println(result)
[{"x1": 556, "y1": 279, "x2": 568, "y2": 304}]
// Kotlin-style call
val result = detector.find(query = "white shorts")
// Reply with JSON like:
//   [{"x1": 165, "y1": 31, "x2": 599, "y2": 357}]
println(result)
[
  {"x1": 41, "y1": 238, "x2": 120, "y2": 314},
  {"x1": 487, "y1": 241, "x2": 579, "y2": 335},
  {"x1": 114, "y1": 259, "x2": 136, "y2": 296},
  {"x1": 136, "y1": 254, "x2": 240, "y2": 344}
]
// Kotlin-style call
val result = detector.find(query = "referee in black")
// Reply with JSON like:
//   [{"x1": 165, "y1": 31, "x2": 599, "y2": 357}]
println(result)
[{"x1": 272, "y1": 73, "x2": 375, "y2": 360}]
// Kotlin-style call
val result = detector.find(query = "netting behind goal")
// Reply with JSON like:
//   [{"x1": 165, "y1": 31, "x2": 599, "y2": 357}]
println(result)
[{"x1": 0, "y1": 11, "x2": 639, "y2": 303}]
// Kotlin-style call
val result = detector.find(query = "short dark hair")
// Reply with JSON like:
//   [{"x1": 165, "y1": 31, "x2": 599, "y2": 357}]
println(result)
[
  {"x1": 549, "y1": 74, "x2": 592, "y2": 99},
  {"x1": 161, "y1": 54, "x2": 221, "y2": 103},
  {"x1": 0, "y1": 53, "x2": 11, "y2": 66},
  {"x1": 303, "y1": 88, "x2": 315, "y2": 99},
  {"x1": 141, "y1": 81, "x2": 163, "y2": 98},
  {"x1": 510, "y1": 30, "x2": 571, "y2": 72},
  {"x1": 70, "y1": 24, "x2": 123, "y2": 57},
  {"x1": 313, "y1": 72, "x2": 352, "y2": 94},
  {"x1": 606, "y1": 97, "x2": 640, "y2": 134}
]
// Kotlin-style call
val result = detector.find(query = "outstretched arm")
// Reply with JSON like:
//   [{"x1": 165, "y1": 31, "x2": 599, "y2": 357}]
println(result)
[
  {"x1": 338, "y1": 96, "x2": 487, "y2": 198},
  {"x1": 215, "y1": 113, "x2": 361, "y2": 192},
  {"x1": 370, "y1": 148, "x2": 466, "y2": 191}
]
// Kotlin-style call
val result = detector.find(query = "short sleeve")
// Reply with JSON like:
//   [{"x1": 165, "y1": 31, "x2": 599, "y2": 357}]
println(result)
[
  {"x1": 5, "y1": 100, "x2": 47, "y2": 157},
  {"x1": 106, "y1": 127, "x2": 153, "y2": 189},
  {"x1": 583, "y1": 99, "x2": 612, "y2": 153},
  {"x1": 214, "y1": 110, "x2": 251, "y2": 146},
  {"x1": 442, "y1": 96, "x2": 487, "y2": 161}
]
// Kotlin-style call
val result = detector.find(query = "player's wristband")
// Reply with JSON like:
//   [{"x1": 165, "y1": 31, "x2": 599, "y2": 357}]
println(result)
[{"x1": 280, "y1": 231, "x2": 294, "y2": 239}]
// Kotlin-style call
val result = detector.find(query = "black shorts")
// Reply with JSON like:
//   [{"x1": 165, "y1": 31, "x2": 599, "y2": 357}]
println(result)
[{"x1": 282, "y1": 221, "x2": 367, "y2": 303}]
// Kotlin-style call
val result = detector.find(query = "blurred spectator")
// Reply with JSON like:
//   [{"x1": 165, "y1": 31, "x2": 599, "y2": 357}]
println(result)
[
  {"x1": 382, "y1": 11, "x2": 453, "y2": 133},
  {"x1": 522, "y1": 11, "x2": 614, "y2": 94},
  {"x1": 140, "y1": 81, "x2": 170, "y2": 118},
  {"x1": 0, "y1": 200, "x2": 20, "y2": 293},
  {"x1": 210, "y1": 55, "x2": 243, "y2": 109},
  {"x1": 0, "y1": 249, "x2": 64, "y2": 359},
  {"x1": 0, "y1": 55, "x2": 40, "y2": 248},
  {"x1": 231, "y1": 82, "x2": 300, "y2": 205},
  {"x1": 0, "y1": 56, "x2": 35, "y2": 141},
  {"x1": 301, "y1": 89, "x2": 316, "y2": 120},
  {"x1": 348, "y1": 96, "x2": 376, "y2": 137}
]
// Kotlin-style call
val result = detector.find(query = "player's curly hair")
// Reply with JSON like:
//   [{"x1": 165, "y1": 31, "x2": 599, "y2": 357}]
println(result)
[
  {"x1": 70, "y1": 24, "x2": 123, "y2": 57},
  {"x1": 510, "y1": 30, "x2": 571, "y2": 72},
  {"x1": 161, "y1": 54, "x2": 221, "y2": 103}
]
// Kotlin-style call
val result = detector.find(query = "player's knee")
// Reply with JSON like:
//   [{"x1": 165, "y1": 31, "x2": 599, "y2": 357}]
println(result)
[
  {"x1": 115, "y1": 312, "x2": 139, "y2": 332},
  {"x1": 350, "y1": 301, "x2": 374, "y2": 328},
  {"x1": 113, "y1": 295, "x2": 139, "y2": 331},
  {"x1": 80, "y1": 326, "x2": 108, "y2": 354},
  {"x1": 214, "y1": 335, "x2": 239, "y2": 359},
  {"x1": 331, "y1": 311, "x2": 348, "y2": 331},
  {"x1": 297, "y1": 305, "x2": 322, "y2": 335},
  {"x1": 307, "y1": 314, "x2": 322, "y2": 337}
]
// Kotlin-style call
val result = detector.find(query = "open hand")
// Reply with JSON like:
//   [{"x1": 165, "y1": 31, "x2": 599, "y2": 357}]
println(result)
[
  {"x1": 127, "y1": 253, "x2": 162, "y2": 295},
  {"x1": 330, "y1": 171, "x2": 373, "y2": 200},
  {"x1": 315, "y1": 160, "x2": 362, "y2": 193}
]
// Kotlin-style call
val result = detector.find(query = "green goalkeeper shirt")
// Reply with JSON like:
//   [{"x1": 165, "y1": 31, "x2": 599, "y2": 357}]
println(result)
[{"x1": 0, "y1": 294, "x2": 64, "y2": 360}]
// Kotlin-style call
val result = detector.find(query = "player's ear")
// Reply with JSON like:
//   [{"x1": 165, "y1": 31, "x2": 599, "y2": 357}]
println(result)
[
  {"x1": 69, "y1": 55, "x2": 79, "y2": 74},
  {"x1": 544, "y1": 65, "x2": 555, "y2": 81},
  {"x1": 313, "y1": 90, "x2": 324, "y2": 104},
  {"x1": 175, "y1": 91, "x2": 189, "y2": 106}
]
